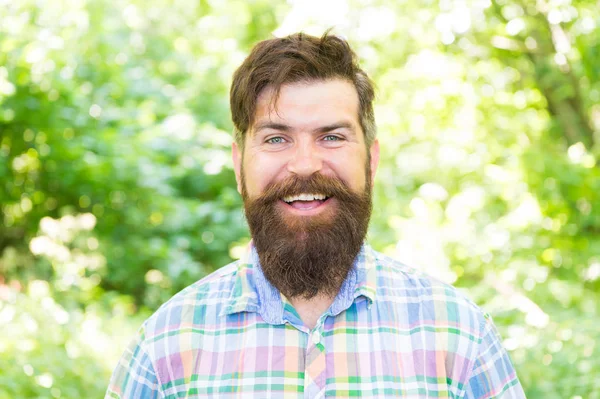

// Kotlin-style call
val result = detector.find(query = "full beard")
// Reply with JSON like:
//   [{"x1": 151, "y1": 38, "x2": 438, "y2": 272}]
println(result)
[{"x1": 242, "y1": 172, "x2": 372, "y2": 300}]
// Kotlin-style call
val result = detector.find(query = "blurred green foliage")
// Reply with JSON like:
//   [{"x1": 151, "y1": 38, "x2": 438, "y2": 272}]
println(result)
[{"x1": 1, "y1": 0, "x2": 599, "y2": 398}]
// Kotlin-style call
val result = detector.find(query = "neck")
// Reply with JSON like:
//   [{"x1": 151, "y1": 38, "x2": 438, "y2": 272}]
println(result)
[{"x1": 288, "y1": 293, "x2": 336, "y2": 330}]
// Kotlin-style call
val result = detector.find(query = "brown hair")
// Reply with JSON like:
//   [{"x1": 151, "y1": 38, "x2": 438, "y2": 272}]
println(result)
[{"x1": 230, "y1": 32, "x2": 376, "y2": 148}]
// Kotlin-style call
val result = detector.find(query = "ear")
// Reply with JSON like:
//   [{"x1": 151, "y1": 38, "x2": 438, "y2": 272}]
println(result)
[
  {"x1": 232, "y1": 141, "x2": 243, "y2": 194},
  {"x1": 369, "y1": 139, "x2": 380, "y2": 183}
]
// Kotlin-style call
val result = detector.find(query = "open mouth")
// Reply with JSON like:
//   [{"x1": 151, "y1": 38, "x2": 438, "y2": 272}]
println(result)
[{"x1": 281, "y1": 193, "x2": 331, "y2": 211}]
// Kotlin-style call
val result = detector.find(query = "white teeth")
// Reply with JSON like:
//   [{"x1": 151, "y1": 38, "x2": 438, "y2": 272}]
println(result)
[{"x1": 283, "y1": 193, "x2": 328, "y2": 203}]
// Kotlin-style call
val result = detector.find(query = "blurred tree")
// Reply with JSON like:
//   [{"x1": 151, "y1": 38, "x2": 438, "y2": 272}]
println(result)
[{"x1": 0, "y1": 0, "x2": 598, "y2": 398}]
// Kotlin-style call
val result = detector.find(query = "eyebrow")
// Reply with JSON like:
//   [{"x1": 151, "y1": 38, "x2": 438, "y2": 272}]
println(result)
[
  {"x1": 254, "y1": 122, "x2": 292, "y2": 132},
  {"x1": 315, "y1": 122, "x2": 355, "y2": 135}
]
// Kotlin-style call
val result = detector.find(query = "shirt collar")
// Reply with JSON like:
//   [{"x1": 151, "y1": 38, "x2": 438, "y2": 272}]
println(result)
[{"x1": 221, "y1": 242, "x2": 378, "y2": 324}]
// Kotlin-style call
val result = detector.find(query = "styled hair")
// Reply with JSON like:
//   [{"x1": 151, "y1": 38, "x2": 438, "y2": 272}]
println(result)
[{"x1": 230, "y1": 32, "x2": 376, "y2": 148}]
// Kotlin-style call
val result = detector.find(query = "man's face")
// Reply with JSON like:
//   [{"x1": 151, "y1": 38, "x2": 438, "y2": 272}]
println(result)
[
  {"x1": 232, "y1": 79, "x2": 380, "y2": 299},
  {"x1": 233, "y1": 79, "x2": 379, "y2": 215}
]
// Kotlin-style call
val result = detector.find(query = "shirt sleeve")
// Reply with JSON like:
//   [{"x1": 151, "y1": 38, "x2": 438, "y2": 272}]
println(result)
[
  {"x1": 105, "y1": 326, "x2": 161, "y2": 399},
  {"x1": 462, "y1": 314, "x2": 527, "y2": 399}
]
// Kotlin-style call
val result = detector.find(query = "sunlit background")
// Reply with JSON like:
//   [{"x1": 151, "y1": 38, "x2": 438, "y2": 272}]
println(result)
[{"x1": 1, "y1": 0, "x2": 599, "y2": 397}]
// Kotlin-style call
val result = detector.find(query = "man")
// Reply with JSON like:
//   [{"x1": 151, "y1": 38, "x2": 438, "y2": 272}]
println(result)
[{"x1": 106, "y1": 32, "x2": 525, "y2": 398}]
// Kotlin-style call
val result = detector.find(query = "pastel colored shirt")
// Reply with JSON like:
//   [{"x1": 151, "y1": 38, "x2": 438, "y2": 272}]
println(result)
[{"x1": 106, "y1": 244, "x2": 525, "y2": 398}]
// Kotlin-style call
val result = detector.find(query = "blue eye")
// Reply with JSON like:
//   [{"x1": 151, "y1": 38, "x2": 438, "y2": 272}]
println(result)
[
  {"x1": 266, "y1": 137, "x2": 285, "y2": 144},
  {"x1": 323, "y1": 135, "x2": 341, "y2": 141}
]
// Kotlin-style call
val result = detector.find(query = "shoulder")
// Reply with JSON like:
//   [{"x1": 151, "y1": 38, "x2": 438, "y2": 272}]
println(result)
[
  {"x1": 370, "y1": 249, "x2": 489, "y2": 332},
  {"x1": 106, "y1": 262, "x2": 243, "y2": 398}
]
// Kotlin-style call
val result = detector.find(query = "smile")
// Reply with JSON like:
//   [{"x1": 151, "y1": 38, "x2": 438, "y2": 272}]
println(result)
[
  {"x1": 280, "y1": 193, "x2": 333, "y2": 214},
  {"x1": 282, "y1": 193, "x2": 328, "y2": 202}
]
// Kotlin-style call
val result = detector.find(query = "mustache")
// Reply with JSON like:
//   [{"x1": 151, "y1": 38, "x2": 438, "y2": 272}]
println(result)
[{"x1": 251, "y1": 173, "x2": 361, "y2": 204}]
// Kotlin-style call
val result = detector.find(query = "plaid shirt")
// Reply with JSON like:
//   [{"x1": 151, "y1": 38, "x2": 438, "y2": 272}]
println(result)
[{"x1": 106, "y1": 244, "x2": 525, "y2": 398}]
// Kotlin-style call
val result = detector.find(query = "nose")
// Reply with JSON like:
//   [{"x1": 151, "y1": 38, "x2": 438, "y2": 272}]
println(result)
[{"x1": 287, "y1": 140, "x2": 323, "y2": 177}]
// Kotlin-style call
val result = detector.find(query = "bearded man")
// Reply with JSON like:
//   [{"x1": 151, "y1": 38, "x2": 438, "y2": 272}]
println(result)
[{"x1": 106, "y1": 32, "x2": 525, "y2": 399}]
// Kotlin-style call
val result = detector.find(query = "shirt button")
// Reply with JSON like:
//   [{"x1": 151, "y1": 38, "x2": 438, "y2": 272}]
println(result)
[{"x1": 312, "y1": 330, "x2": 321, "y2": 345}]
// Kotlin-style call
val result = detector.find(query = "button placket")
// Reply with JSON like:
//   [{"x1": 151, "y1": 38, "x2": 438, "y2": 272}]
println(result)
[{"x1": 303, "y1": 319, "x2": 327, "y2": 398}]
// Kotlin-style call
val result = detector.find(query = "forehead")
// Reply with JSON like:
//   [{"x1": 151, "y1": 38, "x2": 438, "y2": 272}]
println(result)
[{"x1": 252, "y1": 79, "x2": 361, "y2": 128}]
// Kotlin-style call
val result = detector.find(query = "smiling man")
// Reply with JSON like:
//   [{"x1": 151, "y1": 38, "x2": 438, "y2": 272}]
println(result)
[
  {"x1": 106, "y1": 33, "x2": 525, "y2": 398},
  {"x1": 234, "y1": 79, "x2": 377, "y2": 324}
]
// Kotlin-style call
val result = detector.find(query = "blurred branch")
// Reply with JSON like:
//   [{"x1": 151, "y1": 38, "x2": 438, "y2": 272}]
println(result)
[{"x1": 490, "y1": 0, "x2": 595, "y2": 149}]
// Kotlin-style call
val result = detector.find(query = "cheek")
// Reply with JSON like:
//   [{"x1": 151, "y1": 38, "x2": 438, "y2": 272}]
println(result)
[
  {"x1": 330, "y1": 155, "x2": 369, "y2": 189},
  {"x1": 242, "y1": 160, "x2": 279, "y2": 197}
]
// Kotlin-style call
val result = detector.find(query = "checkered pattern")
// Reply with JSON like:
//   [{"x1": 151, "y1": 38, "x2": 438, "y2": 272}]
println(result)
[{"x1": 106, "y1": 244, "x2": 524, "y2": 398}]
